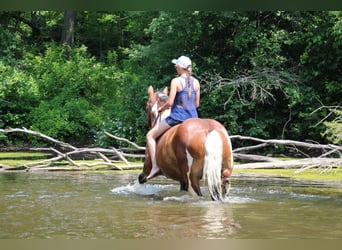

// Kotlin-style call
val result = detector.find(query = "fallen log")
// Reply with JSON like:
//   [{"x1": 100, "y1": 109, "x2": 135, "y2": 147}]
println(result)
[
  {"x1": 0, "y1": 127, "x2": 76, "y2": 150},
  {"x1": 234, "y1": 153, "x2": 281, "y2": 162},
  {"x1": 1, "y1": 128, "x2": 341, "y2": 172},
  {"x1": 0, "y1": 128, "x2": 135, "y2": 170},
  {"x1": 235, "y1": 158, "x2": 342, "y2": 170},
  {"x1": 231, "y1": 135, "x2": 342, "y2": 157}
]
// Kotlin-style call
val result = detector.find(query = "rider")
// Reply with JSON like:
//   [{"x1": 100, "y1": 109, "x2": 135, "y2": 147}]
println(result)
[{"x1": 146, "y1": 55, "x2": 201, "y2": 180}]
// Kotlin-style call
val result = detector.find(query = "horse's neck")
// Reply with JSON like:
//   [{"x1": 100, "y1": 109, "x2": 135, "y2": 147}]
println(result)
[
  {"x1": 160, "y1": 108, "x2": 171, "y2": 121},
  {"x1": 153, "y1": 108, "x2": 171, "y2": 127}
]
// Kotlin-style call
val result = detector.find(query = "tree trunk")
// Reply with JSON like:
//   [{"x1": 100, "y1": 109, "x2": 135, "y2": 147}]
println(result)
[{"x1": 61, "y1": 11, "x2": 76, "y2": 46}]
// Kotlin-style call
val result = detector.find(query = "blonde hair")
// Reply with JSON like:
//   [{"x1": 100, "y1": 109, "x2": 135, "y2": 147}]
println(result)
[{"x1": 186, "y1": 65, "x2": 192, "y2": 98}]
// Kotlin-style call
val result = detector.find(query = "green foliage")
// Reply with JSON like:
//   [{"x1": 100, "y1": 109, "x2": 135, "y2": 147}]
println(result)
[
  {"x1": 25, "y1": 44, "x2": 121, "y2": 144},
  {"x1": 0, "y1": 25, "x2": 22, "y2": 65},
  {"x1": 323, "y1": 109, "x2": 342, "y2": 145},
  {"x1": 0, "y1": 11, "x2": 341, "y2": 150},
  {"x1": 0, "y1": 60, "x2": 39, "y2": 146}
]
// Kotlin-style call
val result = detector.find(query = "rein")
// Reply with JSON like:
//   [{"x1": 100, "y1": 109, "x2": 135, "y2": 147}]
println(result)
[{"x1": 151, "y1": 113, "x2": 161, "y2": 128}]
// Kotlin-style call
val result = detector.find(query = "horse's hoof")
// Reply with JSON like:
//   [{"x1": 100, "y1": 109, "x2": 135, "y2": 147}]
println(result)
[{"x1": 138, "y1": 173, "x2": 147, "y2": 184}]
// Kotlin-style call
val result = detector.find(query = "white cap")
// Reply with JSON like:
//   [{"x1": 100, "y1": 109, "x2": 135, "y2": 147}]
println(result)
[{"x1": 171, "y1": 56, "x2": 191, "y2": 69}]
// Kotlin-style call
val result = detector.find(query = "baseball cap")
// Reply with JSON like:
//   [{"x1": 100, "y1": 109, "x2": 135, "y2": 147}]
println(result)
[{"x1": 171, "y1": 56, "x2": 191, "y2": 69}]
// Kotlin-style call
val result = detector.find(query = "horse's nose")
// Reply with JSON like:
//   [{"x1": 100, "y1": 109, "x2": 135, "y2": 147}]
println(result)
[
  {"x1": 222, "y1": 176, "x2": 230, "y2": 185},
  {"x1": 222, "y1": 177, "x2": 231, "y2": 198}
]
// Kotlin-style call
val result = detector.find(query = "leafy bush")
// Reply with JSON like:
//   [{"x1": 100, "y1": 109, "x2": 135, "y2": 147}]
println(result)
[
  {"x1": 323, "y1": 109, "x2": 342, "y2": 145},
  {"x1": 26, "y1": 44, "x2": 119, "y2": 144}
]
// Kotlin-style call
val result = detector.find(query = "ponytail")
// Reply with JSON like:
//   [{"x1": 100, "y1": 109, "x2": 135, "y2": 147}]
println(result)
[{"x1": 186, "y1": 66, "x2": 192, "y2": 98}]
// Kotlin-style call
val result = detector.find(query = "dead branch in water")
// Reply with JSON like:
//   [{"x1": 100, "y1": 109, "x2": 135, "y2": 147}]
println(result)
[
  {"x1": 231, "y1": 135, "x2": 342, "y2": 155},
  {"x1": 0, "y1": 128, "x2": 144, "y2": 171},
  {"x1": 0, "y1": 128, "x2": 341, "y2": 172}
]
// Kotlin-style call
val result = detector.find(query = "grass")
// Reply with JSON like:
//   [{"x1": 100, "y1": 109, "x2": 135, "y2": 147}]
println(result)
[
  {"x1": 0, "y1": 151, "x2": 51, "y2": 159},
  {"x1": 233, "y1": 167, "x2": 342, "y2": 181}
]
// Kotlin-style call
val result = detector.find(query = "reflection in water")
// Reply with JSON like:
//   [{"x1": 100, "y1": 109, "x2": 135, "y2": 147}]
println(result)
[
  {"x1": 201, "y1": 203, "x2": 234, "y2": 238},
  {"x1": 0, "y1": 172, "x2": 341, "y2": 239}
]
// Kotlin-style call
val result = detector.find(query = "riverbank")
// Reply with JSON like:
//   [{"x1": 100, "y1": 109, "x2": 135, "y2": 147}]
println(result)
[
  {"x1": 1, "y1": 151, "x2": 341, "y2": 183},
  {"x1": 233, "y1": 167, "x2": 342, "y2": 181}
]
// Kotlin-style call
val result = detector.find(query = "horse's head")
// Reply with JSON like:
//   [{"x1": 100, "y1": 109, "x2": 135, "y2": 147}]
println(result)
[
  {"x1": 139, "y1": 86, "x2": 169, "y2": 184},
  {"x1": 146, "y1": 85, "x2": 169, "y2": 129},
  {"x1": 221, "y1": 169, "x2": 232, "y2": 200}
]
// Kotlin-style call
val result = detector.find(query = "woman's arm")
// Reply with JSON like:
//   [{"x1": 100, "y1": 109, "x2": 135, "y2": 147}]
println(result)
[{"x1": 195, "y1": 79, "x2": 200, "y2": 108}]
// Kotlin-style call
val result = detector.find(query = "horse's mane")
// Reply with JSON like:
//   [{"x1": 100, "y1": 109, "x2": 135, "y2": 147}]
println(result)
[{"x1": 157, "y1": 91, "x2": 168, "y2": 103}]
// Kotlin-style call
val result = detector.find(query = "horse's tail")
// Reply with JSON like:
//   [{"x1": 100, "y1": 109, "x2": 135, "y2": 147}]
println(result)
[{"x1": 203, "y1": 129, "x2": 223, "y2": 201}]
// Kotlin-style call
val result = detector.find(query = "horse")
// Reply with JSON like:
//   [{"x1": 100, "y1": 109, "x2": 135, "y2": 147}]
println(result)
[{"x1": 138, "y1": 85, "x2": 234, "y2": 201}]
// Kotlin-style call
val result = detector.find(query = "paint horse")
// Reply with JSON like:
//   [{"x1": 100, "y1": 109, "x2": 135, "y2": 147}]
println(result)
[{"x1": 138, "y1": 86, "x2": 234, "y2": 201}]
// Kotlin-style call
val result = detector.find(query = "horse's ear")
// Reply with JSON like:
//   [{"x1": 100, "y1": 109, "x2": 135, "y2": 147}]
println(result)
[
  {"x1": 162, "y1": 87, "x2": 168, "y2": 95},
  {"x1": 148, "y1": 85, "x2": 154, "y2": 97}
]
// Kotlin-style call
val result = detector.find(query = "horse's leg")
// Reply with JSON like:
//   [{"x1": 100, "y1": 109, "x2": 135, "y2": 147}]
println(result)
[
  {"x1": 183, "y1": 150, "x2": 204, "y2": 198},
  {"x1": 179, "y1": 158, "x2": 190, "y2": 193},
  {"x1": 189, "y1": 158, "x2": 204, "y2": 197}
]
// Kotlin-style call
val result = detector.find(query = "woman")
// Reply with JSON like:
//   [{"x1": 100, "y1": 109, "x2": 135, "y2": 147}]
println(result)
[{"x1": 146, "y1": 55, "x2": 200, "y2": 179}]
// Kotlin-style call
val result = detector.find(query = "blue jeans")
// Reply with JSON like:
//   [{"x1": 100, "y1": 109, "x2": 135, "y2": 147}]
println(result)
[{"x1": 165, "y1": 116, "x2": 182, "y2": 126}]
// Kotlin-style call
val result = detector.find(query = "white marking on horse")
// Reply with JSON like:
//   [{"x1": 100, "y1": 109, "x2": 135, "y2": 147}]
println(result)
[
  {"x1": 151, "y1": 102, "x2": 158, "y2": 119},
  {"x1": 152, "y1": 102, "x2": 171, "y2": 126}
]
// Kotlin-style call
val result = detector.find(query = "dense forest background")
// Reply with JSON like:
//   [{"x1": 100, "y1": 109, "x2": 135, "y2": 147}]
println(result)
[{"x1": 0, "y1": 11, "x2": 341, "y2": 150}]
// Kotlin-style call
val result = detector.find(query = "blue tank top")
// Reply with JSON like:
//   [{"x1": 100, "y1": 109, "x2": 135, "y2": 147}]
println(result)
[{"x1": 169, "y1": 76, "x2": 198, "y2": 121}]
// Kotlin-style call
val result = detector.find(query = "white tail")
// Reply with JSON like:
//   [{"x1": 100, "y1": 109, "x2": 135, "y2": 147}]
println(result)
[{"x1": 203, "y1": 130, "x2": 223, "y2": 201}]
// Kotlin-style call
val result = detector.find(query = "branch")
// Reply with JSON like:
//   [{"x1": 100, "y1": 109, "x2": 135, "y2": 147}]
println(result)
[
  {"x1": 1, "y1": 128, "x2": 341, "y2": 173},
  {"x1": 0, "y1": 128, "x2": 76, "y2": 150},
  {"x1": 199, "y1": 67, "x2": 300, "y2": 103},
  {"x1": 310, "y1": 105, "x2": 341, "y2": 127},
  {"x1": 104, "y1": 131, "x2": 145, "y2": 150},
  {"x1": 231, "y1": 135, "x2": 342, "y2": 153},
  {"x1": 234, "y1": 153, "x2": 281, "y2": 162},
  {"x1": 0, "y1": 128, "x2": 136, "y2": 171}
]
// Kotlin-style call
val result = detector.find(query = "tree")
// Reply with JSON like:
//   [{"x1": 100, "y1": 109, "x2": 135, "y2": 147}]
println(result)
[
  {"x1": 61, "y1": 11, "x2": 76, "y2": 46},
  {"x1": 0, "y1": 11, "x2": 341, "y2": 148}
]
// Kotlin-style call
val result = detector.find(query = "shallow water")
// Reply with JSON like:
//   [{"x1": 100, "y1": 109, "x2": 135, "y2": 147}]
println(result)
[{"x1": 0, "y1": 171, "x2": 341, "y2": 239}]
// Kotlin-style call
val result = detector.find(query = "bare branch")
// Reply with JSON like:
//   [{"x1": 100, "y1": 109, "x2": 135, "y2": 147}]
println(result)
[
  {"x1": 230, "y1": 135, "x2": 342, "y2": 152},
  {"x1": 1, "y1": 128, "x2": 341, "y2": 173},
  {"x1": 0, "y1": 128, "x2": 76, "y2": 150},
  {"x1": 310, "y1": 105, "x2": 341, "y2": 127},
  {"x1": 104, "y1": 131, "x2": 145, "y2": 150},
  {"x1": 198, "y1": 67, "x2": 300, "y2": 104}
]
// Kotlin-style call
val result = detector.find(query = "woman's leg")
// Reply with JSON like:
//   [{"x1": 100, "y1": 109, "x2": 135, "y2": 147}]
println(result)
[{"x1": 146, "y1": 120, "x2": 170, "y2": 179}]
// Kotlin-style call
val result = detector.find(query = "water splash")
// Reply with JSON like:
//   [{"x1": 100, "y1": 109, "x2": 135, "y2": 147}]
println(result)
[
  {"x1": 111, "y1": 182, "x2": 259, "y2": 204},
  {"x1": 111, "y1": 180, "x2": 172, "y2": 196}
]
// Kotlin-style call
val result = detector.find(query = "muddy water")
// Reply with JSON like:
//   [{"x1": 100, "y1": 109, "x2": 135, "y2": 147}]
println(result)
[{"x1": 0, "y1": 171, "x2": 341, "y2": 239}]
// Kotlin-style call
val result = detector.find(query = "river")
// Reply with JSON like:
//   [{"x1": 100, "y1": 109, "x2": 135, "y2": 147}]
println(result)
[{"x1": 1, "y1": 171, "x2": 341, "y2": 239}]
